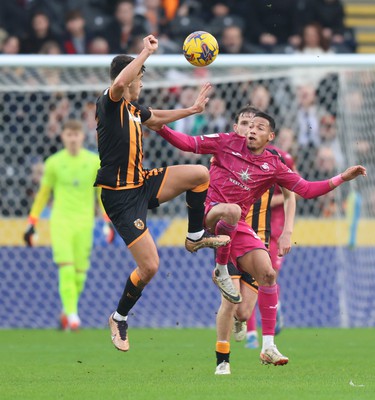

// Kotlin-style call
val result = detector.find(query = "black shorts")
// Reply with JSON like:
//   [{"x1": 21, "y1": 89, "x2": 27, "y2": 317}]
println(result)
[
  {"x1": 228, "y1": 261, "x2": 259, "y2": 293},
  {"x1": 101, "y1": 167, "x2": 167, "y2": 247}
]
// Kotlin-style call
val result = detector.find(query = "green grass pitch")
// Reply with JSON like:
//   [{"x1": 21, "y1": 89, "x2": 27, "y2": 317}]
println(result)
[{"x1": 0, "y1": 328, "x2": 373, "y2": 400}]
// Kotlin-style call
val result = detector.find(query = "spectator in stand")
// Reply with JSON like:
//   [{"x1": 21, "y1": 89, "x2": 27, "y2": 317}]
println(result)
[
  {"x1": 296, "y1": 23, "x2": 333, "y2": 55},
  {"x1": 1, "y1": 35, "x2": 21, "y2": 55},
  {"x1": 47, "y1": 96, "x2": 72, "y2": 141},
  {"x1": 205, "y1": 2, "x2": 245, "y2": 40},
  {"x1": 104, "y1": 0, "x2": 148, "y2": 54},
  {"x1": 165, "y1": 1, "x2": 205, "y2": 45},
  {"x1": 311, "y1": 146, "x2": 339, "y2": 217},
  {"x1": 202, "y1": 97, "x2": 231, "y2": 134},
  {"x1": 311, "y1": 0, "x2": 350, "y2": 52},
  {"x1": 219, "y1": 25, "x2": 261, "y2": 55},
  {"x1": 170, "y1": 87, "x2": 207, "y2": 137},
  {"x1": 39, "y1": 40, "x2": 62, "y2": 55},
  {"x1": 21, "y1": 11, "x2": 61, "y2": 54},
  {"x1": 127, "y1": 35, "x2": 145, "y2": 54},
  {"x1": 33, "y1": 0, "x2": 113, "y2": 36},
  {"x1": 319, "y1": 114, "x2": 344, "y2": 169},
  {"x1": 0, "y1": 1, "x2": 34, "y2": 38},
  {"x1": 140, "y1": 0, "x2": 180, "y2": 53},
  {"x1": 275, "y1": 127, "x2": 298, "y2": 161},
  {"x1": 245, "y1": 0, "x2": 302, "y2": 53},
  {"x1": 68, "y1": 0, "x2": 113, "y2": 35},
  {"x1": 135, "y1": 0, "x2": 166, "y2": 36},
  {"x1": 81, "y1": 101, "x2": 98, "y2": 152},
  {"x1": 249, "y1": 84, "x2": 272, "y2": 112},
  {"x1": 29, "y1": 1, "x2": 68, "y2": 37},
  {"x1": 87, "y1": 37, "x2": 110, "y2": 54},
  {"x1": 296, "y1": 83, "x2": 323, "y2": 161},
  {"x1": 61, "y1": 10, "x2": 94, "y2": 54}
]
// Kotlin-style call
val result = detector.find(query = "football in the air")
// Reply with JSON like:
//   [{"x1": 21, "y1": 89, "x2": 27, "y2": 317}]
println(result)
[{"x1": 183, "y1": 31, "x2": 219, "y2": 67}]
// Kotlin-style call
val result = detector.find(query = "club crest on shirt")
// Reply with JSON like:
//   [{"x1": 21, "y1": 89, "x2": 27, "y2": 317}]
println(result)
[
  {"x1": 134, "y1": 218, "x2": 145, "y2": 230},
  {"x1": 260, "y1": 163, "x2": 270, "y2": 171},
  {"x1": 236, "y1": 167, "x2": 252, "y2": 182}
]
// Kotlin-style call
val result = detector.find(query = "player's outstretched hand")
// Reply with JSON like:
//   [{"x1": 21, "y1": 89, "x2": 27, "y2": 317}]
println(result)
[
  {"x1": 143, "y1": 34, "x2": 158, "y2": 54},
  {"x1": 191, "y1": 83, "x2": 212, "y2": 114},
  {"x1": 342, "y1": 165, "x2": 367, "y2": 181},
  {"x1": 277, "y1": 231, "x2": 292, "y2": 257},
  {"x1": 24, "y1": 224, "x2": 36, "y2": 247}
]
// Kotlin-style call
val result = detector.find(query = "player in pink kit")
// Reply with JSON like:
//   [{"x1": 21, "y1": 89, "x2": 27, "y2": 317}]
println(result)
[
  {"x1": 245, "y1": 144, "x2": 296, "y2": 349},
  {"x1": 155, "y1": 103, "x2": 366, "y2": 367}
]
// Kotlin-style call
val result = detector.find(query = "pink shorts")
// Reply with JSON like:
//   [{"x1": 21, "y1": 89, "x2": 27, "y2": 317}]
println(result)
[{"x1": 229, "y1": 220, "x2": 268, "y2": 270}]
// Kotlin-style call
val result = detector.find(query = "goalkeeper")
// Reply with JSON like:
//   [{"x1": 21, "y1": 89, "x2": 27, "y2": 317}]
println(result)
[{"x1": 24, "y1": 119, "x2": 114, "y2": 330}]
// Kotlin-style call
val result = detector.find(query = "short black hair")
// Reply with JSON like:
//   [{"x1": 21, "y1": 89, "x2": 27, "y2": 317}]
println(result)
[
  {"x1": 110, "y1": 55, "x2": 146, "y2": 81},
  {"x1": 234, "y1": 105, "x2": 260, "y2": 123},
  {"x1": 254, "y1": 111, "x2": 276, "y2": 131}
]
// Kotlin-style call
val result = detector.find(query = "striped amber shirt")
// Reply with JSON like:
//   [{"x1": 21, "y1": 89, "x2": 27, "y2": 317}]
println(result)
[{"x1": 94, "y1": 88, "x2": 152, "y2": 190}]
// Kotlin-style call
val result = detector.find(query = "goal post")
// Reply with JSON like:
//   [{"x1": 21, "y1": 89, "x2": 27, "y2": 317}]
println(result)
[{"x1": 0, "y1": 54, "x2": 374, "y2": 328}]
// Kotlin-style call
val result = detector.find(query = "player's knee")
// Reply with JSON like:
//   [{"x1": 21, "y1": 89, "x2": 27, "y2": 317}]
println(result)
[
  {"x1": 138, "y1": 258, "x2": 159, "y2": 282},
  {"x1": 220, "y1": 203, "x2": 241, "y2": 223},
  {"x1": 195, "y1": 165, "x2": 210, "y2": 184},
  {"x1": 258, "y1": 268, "x2": 276, "y2": 286},
  {"x1": 235, "y1": 309, "x2": 249, "y2": 322}
]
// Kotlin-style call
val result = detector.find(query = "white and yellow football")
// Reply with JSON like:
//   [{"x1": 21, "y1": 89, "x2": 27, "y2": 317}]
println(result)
[{"x1": 183, "y1": 31, "x2": 219, "y2": 67}]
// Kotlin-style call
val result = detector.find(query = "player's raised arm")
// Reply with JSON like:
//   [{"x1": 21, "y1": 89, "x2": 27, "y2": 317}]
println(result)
[
  {"x1": 156, "y1": 124, "x2": 198, "y2": 152},
  {"x1": 111, "y1": 35, "x2": 158, "y2": 102},
  {"x1": 145, "y1": 83, "x2": 212, "y2": 131},
  {"x1": 276, "y1": 161, "x2": 367, "y2": 199}
]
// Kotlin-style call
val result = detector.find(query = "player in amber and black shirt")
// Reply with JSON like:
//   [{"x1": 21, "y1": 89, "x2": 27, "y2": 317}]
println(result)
[{"x1": 94, "y1": 34, "x2": 235, "y2": 353}]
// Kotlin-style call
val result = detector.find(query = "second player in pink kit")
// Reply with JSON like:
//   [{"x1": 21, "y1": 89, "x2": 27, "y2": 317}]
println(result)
[
  {"x1": 267, "y1": 144, "x2": 296, "y2": 272},
  {"x1": 246, "y1": 143, "x2": 296, "y2": 349},
  {"x1": 156, "y1": 102, "x2": 366, "y2": 366}
]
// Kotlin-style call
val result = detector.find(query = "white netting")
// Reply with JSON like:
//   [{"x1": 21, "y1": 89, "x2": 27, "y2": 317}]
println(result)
[{"x1": 1, "y1": 54, "x2": 374, "y2": 328}]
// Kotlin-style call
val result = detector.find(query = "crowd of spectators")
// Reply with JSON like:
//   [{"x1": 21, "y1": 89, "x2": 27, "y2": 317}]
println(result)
[{"x1": 0, "y1": 0, "x2": 356, "y2": 56}]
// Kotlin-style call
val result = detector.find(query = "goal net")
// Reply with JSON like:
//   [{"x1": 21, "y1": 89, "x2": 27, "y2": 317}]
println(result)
[{"x1": 0, "y1": 54, "x2": 374, "y2": 328}]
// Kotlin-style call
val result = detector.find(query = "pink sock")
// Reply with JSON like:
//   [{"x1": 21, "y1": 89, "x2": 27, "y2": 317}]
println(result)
[
  {"x1": 215, "y1": 220, "x2": 237, "y2": 265},
  {"x1": 247, "y1": 308, "x2": 257, "y2": 332},
  {"x1": 258, "y1": 284, "x2": 278, "y2": 336}
]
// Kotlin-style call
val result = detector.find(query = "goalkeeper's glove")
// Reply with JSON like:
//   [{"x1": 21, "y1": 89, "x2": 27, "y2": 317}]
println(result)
[
  {"x1": 103, "y1": 221, "x2": 116, "y2": 244},
  {"x1": 24, "y1": 216, "x2": 37, "y2": 247},
  {"x1": 103, "y1": 214, "x2": 116, "y2": 244}
]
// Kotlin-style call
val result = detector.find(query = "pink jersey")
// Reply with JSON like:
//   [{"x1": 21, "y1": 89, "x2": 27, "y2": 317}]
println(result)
[
  {"x1": 157, "y1": 126, "x2": 335, "y2": 220},
  {"x1": 194, "y1": 132, "x2": 300, "y2": 220}
]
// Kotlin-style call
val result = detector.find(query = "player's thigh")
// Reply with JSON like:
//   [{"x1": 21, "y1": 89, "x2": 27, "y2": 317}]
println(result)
[
  {"x1": 231, "y1": 222, "x2": 271, "y2": 275},
  {"x1": 102, "y1": 188, "x2": 149, "y2": 248},
  {"x1": 158, "y1": 165, "x2": 209, "y2": 203},
  {"x1": 73, "y1": 225, "x2": 94, "y2": 272},
  {"x1": 50, "y1": 218, "x2": 74, "y2": 264}
]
